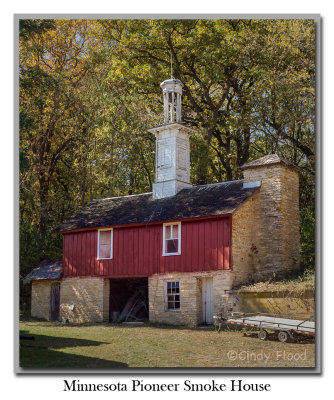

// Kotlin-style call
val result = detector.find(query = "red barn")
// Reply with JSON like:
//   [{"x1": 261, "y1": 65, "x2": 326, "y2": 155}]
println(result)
[{"x1": 24, "y1": 78, "x2": 300, "y2": 325}]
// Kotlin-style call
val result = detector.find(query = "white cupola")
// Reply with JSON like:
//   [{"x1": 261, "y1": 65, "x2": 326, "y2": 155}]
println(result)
[
  {"x1": 148, "y1": 77, "x2": 194, "y2": 199},
  {"x1": 160, "y1": 78, "x2": 183, "y2": 123}
]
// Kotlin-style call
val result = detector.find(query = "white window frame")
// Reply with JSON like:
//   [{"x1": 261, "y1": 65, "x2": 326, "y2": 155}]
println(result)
[
  {"x1": 97, "y1": 228, "x2": 113, "y2": 260},
  {"x1": 162, "y1": 222, "x2": 181, "y2": 256},
  {"x1": 164, "y1": 281, "x2": 181, "y2": 311}
]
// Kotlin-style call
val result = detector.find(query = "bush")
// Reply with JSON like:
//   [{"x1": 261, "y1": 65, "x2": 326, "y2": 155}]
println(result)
[{"x1": 300, "y1": 207, "x2": 315, "y2": 270}]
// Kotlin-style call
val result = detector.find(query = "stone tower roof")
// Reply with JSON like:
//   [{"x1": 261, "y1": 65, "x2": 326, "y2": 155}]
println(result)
[{"x1": 240, "y1": 154, "x2": 300, "y2": 171}]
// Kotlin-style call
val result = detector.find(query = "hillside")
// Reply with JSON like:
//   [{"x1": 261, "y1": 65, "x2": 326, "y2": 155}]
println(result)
[{"x1": 238, "y1": 268, "x2": 315, "y2": 294}]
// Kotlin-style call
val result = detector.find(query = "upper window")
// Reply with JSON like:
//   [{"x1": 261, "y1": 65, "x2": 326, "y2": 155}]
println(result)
[
  {"x1": 163, "y1": 222, "x2": 181, "y2": 256},
  {"x1": 98, "y1": 229, "x2": 113, "y2": 259}
]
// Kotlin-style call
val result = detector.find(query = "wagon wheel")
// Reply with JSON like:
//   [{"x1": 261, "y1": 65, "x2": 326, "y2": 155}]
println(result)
[
  {"x1": 278, "y1": 331, "x2": 289, "y2": 343},
  {"x1": 258, "y1": 329, "x2": 268, "y2": 340}
]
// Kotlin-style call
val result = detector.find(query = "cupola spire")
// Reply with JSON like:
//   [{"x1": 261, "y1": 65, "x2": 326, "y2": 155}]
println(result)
[{"x1": 160, "y1": 78, "x2": 183, "y2": 124}]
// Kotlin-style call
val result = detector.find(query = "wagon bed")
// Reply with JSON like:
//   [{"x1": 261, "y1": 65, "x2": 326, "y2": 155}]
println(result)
[{"x1": 223, "y1": 312, "x2": 315, "y2": 342}]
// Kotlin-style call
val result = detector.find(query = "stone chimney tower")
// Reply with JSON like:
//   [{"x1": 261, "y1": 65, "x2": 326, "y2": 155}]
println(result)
[
  {"x1": 240, "y1": 154, "x2": 300, "y2": 278},
  {"x1": 148, "y1": 78, "x2": 194, "y2": 199}
]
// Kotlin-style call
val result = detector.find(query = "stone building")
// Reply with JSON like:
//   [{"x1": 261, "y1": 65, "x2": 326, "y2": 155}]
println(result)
[{"x1": 23, "y1": 78, "x2": 300, "y2": 325}]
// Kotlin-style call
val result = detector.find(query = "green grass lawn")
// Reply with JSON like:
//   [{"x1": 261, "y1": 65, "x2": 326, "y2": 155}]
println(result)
[{"x1": 19, "y1": 320, "x2": 315, "y2": 369}]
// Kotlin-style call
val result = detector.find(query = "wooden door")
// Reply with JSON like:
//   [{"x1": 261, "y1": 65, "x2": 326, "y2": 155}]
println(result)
[
  {"x1": 50, "y1": 282, "x2": 60, "y2": 321},
  {"x1": 201, "y1": 277, "x2": 214, "y2": 324}
]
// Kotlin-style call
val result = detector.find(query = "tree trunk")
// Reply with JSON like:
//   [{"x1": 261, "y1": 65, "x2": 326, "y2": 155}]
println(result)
[{"x1": 39, "y1": 184, "x2": 49, "y2": 239}]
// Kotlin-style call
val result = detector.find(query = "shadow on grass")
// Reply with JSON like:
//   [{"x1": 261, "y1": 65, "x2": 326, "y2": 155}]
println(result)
[
  {"x1": 19, "y1": 330, "x2": 127, "y2": 369},
  {"x1": 19, "y1": 330, "x2": 111, "y2": 349}
]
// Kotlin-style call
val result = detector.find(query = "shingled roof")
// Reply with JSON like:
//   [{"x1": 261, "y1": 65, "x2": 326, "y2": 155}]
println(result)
[
  {"x1": 53, "y1": 180, "x2": 260, "y2": 233},
  {"x1": 240, "y1": 154, "x2": 299, "y2": 170},
  {"x1": 23, "y1": 260, "x2": 62, "y2": 284}
]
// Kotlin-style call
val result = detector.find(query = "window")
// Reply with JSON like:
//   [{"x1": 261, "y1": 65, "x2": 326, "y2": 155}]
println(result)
[
  {"x1": 165, "y1": 281, "x2": 180, "y2": 311},
  {"x1": 98, "y1": 229, "x2": 113, "y2": 259},
  {"x1": 163, "y1": 222, "x2": 181, "y2": 255}
]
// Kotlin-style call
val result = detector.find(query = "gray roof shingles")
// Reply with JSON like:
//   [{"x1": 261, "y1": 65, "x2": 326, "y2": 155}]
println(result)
[
  {"x1": 23, "y1": 260, "x2": 62, "y2": 284},
  {"x1": 52, "y1": 180, "x2": 260, "y2": 234}
]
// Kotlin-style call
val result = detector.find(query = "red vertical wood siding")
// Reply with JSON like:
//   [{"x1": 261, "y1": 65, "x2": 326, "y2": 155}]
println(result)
[{"x1": 62, "y1": 216, "x2": 231, "y2": 277}]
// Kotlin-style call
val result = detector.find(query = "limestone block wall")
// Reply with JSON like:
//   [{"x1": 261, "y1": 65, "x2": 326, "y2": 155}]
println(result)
[
  {"x1": 280, "y1": 167, "x2": 300, "y2": 274},
  {"x1": 31, "y1": 280, "x2": 52, "y2": 320},
  {"x1": 149, "y1": 270, "x2": 233, "y2": 325},
  {"x1": 241, "y1": 164, "x2": 300, "y2": 281},
  {"x1": 60, "y1": 277, "x2": 110, "y2": 323},
  {"x1": 231, "y1": 191, "x2": 261, "y2": 287}
]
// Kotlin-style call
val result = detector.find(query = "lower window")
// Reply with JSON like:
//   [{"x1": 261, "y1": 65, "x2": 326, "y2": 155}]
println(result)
[{"x1": 165, "y1": 281, "x2": 180, "y2": 311}]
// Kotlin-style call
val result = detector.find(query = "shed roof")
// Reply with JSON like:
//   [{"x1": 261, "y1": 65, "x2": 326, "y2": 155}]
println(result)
[
  {"x1": 23, "y1": 260, "x2": 62, "y2": 284},
  {"x1": 53, "y1": 180, "x2": 260, "y2": 234},
  {"x1": 240, "y1": 154, "x2": 299, "y2": 170}
]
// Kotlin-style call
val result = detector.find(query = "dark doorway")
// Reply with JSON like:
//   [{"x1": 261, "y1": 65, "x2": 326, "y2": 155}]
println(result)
[
  {"x1": 109, "y1": 278, "x2": 148, "y2": 323},
  {"x1": 50, "y1": 282, "x2": 60, "y2": 321}
]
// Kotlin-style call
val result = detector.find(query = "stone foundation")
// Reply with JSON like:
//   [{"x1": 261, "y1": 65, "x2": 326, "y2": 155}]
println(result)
[
  {"x1": 31, "y1": 280, "x2": 53, "y2": 320},
  {"x1": 60, "y1": 277, "x2": 110, "y2": 323}
]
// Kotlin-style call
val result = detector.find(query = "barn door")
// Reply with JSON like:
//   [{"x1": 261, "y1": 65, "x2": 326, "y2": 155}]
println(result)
[
  {"x1": 201, "y1": 277, "x2": 214, "y2": 324},
  {"x1": 50, "y1": 282, "x2": 60, "y2": 321}
]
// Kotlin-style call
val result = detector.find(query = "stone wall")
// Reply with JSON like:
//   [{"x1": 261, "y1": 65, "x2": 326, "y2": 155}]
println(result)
[
  {"x1": 240, "y1": 164, "x2": 300, "y2": 281},
  {"x1": 148, "y1": 270, "x2": 233, "y2": 325},
  {"x1": 228, "y1": 289, "x2": 314, "y2": 317},
  {"x1": 280, "y1": 167, "x2": 300, "y2": 274},
  {"x1": 31, "y1": 280, "x2": 52, "y2": 320},
  {"x1": 60, "y1": 277, "x2": 110, "y2": 323},
  {"x1": 231, "y1": 191, "x2": 261, "y2": 287}
]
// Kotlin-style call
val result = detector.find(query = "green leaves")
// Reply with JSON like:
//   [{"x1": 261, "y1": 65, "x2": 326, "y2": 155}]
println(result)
[{"x1": 300, "y1": 207, "x2": 315, "y2": 270}]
